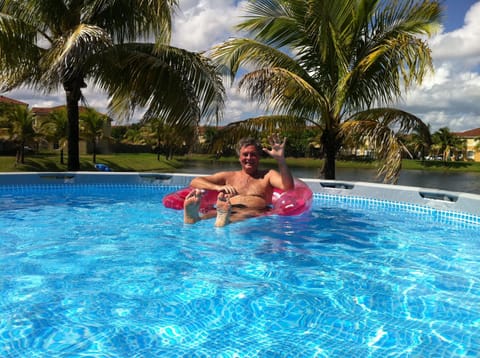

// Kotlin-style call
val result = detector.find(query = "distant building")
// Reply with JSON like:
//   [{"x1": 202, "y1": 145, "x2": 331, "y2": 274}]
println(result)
[
  {"x1": 454, "y1": 128, "x2": 480, "y2": 162},
  {"x1": 0, "y1": 96, "x2": 30, "y2": 153},
  {"x1": 32, "y1": 105, "x2": 112, "y2": 154},
  {"x1": 0, "y1": 95, "x2": 29, "y2": 107},
  {"x1": 31, "y1": 105, "x2": 92, "y2": 117},
  {"x1": 0, "y1": 96, "x2": 112, "y2": 155}
]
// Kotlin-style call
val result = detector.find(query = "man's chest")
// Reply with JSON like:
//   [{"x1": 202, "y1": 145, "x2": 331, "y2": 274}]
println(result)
[{"x1": 228, "y1": 175, "x2": 268, "y2": 195}]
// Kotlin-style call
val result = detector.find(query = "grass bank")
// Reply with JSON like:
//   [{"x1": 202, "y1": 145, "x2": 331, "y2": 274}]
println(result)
[
  {"x1": 1, "y1": 152, "x2": 480, "y2": 173},
  {"x1": 179, "y1": 154, "x2": 480, "y2": 173},
  {"x1": 0, "y1": 153, "x2": 183, "y2": 173}
]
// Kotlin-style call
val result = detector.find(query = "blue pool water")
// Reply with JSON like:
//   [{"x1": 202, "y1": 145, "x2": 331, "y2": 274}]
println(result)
[{"x1": 0, "y1": 185, "x2": 479, "y2": 357}]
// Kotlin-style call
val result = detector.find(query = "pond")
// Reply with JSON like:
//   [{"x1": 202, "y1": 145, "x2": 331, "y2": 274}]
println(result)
[{"x1": 175, "y1": 160, "x2": 480, "y2": 195}]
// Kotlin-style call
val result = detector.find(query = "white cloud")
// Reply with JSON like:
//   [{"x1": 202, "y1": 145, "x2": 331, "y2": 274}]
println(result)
[
  {"x1": 430, "y1": 2, "x2": 480, "y2": 65},
  {"x1": 171, "y1": 0, "x2": 262, "y2": 125},
  {"x1": 222, "y1": 86, "x2": 264, "y2": 123},
  {"x1": 172, "y1": 0, "x2": 480, "y2": 131},
  {"x1": 6, "y1": 1, "x2": 251, "y2": 125},
  {"x1": 171, "y1": 0, "x2": 241, "y2": 51},
  {"x1": 398, "y1": 2, "x2": 480, "y2": 132},
  {"x1": 7, "y1": 84, "x2": 111, "y2": 117},
  {"x1": 4, "y1": 1, "x2": 480, "y2": 132}
]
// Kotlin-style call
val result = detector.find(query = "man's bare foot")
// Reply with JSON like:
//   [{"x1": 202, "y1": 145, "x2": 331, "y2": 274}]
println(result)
[
  {"x1": 184, "y1": 189, "x2": 203, "y2": 224},
  {"x1": 215, "y1": 192, "x2": 232, "y2": 227}
]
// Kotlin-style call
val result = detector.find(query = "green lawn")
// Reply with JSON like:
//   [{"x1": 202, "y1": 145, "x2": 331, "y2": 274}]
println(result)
[
  {"x1": 180, "y1": 154, "x2": 480, "y2": 172},
  {"x1": 0, "y1": 153, "x2": 183, "y2": 172},
  {"x1": 1, "y1": 152, "x2": 480, "y2": 173}
]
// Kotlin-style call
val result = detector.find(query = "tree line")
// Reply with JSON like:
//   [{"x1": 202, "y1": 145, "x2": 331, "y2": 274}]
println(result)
[
  {"x1": 1, "y1": 99, "x2": 472, "y2": 171},
  {"x1": 2, "y1": 0, "x2": 470, "y2": 183},
  {"x1": 95, "y1": 122, "x2": 480, "y2": 165},
  {"x1": 0, "y1": 104, "x2": 107, "y2": 165}
]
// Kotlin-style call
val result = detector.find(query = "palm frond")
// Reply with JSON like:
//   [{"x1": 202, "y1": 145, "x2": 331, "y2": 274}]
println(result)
[
  {"x1": 92, "y1": 43, "x2": 225, "y2": 126},
  {"x1": 228, "y1": 114, "x2": 306, "y2": 133},
  {"x1": 211, "y1": 114, "x2": 307, "y2": 153},
  {"x1": 210, "y1": 38, "x2": 310, "y2": 83},
  {"x1": 349, "y1": 108, "x2": 430, "y2": 135},
  {"x1": 239, "y1": 67, "x2": 327, "y2": 120},
  {"x1": 341, "y1": 108, "x2": 429, "y2": 183},
  {"x1": 41, "y1": 24, "x2": 112, "y2": 89},
  {"x1": 342, "y1": 0, "x2": 441, "y2": 109},
  {"x1": 83, "y1": 0, "x2": 178, "y2": 44},
  {"x1": 0, "y1": 12, "x2": 44, "y2": 91},
  {"x1": 237, "y1": 0, "x2": 304, "y2": 48}
]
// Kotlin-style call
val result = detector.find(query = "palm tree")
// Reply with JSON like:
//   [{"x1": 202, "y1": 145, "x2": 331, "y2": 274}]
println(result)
[
  {"x1": 141, "y1": 118, "x2": 195, "y2": 160},
  {"x1": 431, "y1": 127, "x2": 465, "y2": 162},
  {"x1": 36, "y1": 108, "x2": 69, "y2": 164},
  {"x1": 201, "y1": 126, "x2": 220, "y2": 154},
  {"x1": 0, "y1": 0, "x2": 225, "y2": 171},
  {"x1": 401, "y1": 124, "x2": 432, "y2": 160},
  {"x1": 211, "y1": 0, "x2": 440, "y2": 182},
  {"x1": 80, "y1": 107, "x2": 107, "y2": 163},
  {"x1": 122, "y1": 124, "x2": 146, "y2": 145},
  {"x1": 0, "y1": 105, "x2": 36, "y2": 164}
]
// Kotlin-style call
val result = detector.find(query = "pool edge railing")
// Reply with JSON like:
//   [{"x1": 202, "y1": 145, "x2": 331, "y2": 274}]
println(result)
[
  {"x1": 303, "y1": 178, "x2": 480, "y2": 217},
  {"x1": 0, "y1": 172, "x2": 479, "y2": 218}
]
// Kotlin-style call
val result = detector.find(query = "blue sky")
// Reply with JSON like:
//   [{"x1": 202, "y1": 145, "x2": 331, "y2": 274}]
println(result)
[
  {"x1": 443, "y1": 0, "x2": 478, "y2": 31},
  {"x1": 6, "y1": 0, "x2": 480, "y2": 132}
]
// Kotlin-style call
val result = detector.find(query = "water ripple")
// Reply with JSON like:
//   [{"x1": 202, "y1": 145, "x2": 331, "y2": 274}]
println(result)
[{"x1": 0, "y1": 186, "x2": 479, "y2": 356}]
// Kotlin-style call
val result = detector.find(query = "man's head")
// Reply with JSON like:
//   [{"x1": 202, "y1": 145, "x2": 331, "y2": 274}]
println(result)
[
  {"x1": 236, "y1": 137, "x2": 263, "y2": 174},
  {"x1": 236, "y1": 137, "x2": 262, "y2": 156}
]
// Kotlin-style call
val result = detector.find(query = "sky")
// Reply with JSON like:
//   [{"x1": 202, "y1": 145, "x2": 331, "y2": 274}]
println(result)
[{"x1": 5, "y1": 0, "x2": 480, "y2": 133}]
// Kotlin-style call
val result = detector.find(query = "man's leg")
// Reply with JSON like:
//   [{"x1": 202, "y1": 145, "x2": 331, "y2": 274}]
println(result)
[
  {"x1": 184, "y1": 189, "x2": 203, "y2": 224},
  {"x1": 215, "y1": 192, "x2": 232, "y2": 227}
]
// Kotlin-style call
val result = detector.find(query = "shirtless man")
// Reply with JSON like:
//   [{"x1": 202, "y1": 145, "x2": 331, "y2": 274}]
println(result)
[{"x1": 184, "y1": 135, "x2": 294, "y2": 227}]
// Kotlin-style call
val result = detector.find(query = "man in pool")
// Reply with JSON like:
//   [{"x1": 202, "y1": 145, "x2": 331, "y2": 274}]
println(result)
[{"x1": 184, "y1": 135, "x2": 294, "y2": 227}]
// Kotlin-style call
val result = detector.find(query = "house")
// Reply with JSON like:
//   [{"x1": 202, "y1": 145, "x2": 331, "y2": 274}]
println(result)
[
  {"x1": 32, "y1": 105, "x2": 112, "y2": 154},
  {"x1": 454, "y1": 128, "x2": 480, "y2": 162},
  {"x1": 0, "y1": 96, "x2": 30, "y2": 153},
  {"x1": 0, "y1": 95, "x2": 29, "y2": 107},
  {"x1": 0, "y1": 95, "x2": 112, "y2": 155}
]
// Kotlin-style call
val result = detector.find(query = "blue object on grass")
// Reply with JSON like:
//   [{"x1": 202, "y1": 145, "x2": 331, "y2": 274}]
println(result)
[{"x1": 94, "y1": 163, "x2": 111, "y2": 171}]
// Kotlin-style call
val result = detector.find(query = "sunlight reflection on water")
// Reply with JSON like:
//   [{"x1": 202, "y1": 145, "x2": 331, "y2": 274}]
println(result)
[{"x1": 176, "y1": 160, "x2": 480, "y2": 194}]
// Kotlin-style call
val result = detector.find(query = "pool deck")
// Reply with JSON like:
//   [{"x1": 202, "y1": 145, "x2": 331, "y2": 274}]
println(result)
[{"x1": 1, "y1": 172, "x2": 480, "y2": 217}]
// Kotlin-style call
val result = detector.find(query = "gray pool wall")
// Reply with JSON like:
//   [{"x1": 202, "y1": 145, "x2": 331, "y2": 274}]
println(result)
[{"x1": 1, "y1": 172, "x2": 479, "y2": 217}]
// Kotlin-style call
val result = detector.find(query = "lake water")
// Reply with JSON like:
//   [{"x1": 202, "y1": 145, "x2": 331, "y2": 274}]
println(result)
[{"x1": 175, "y1": 160, "x2": 480, "y2": 195}]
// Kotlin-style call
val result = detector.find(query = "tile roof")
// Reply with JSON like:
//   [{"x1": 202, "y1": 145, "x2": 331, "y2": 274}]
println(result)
[
  {"x1": 31, "y1": 105, "x2": 66, "y2": 115},
  {"x1": 0, "y1": 95, "x2": 29, "y2": 106},
  {"x1": 32, "y1": 105, "x2": 94, "y2": 116},
  {"x1": 454, "y1": 128, "x2": 480, "y2": 138}
]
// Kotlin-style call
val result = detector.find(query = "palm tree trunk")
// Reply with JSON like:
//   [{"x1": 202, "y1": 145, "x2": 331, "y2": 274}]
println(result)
[
  {"x1": 15, "y1": 145, "x2": 21, "y2": 165},
  {"x1": 64, "y1": 80, "x2": 82, "y2": 171},
  {"x1": 20, "y1": 141, "x2": 25, "y2": 164},
  {"x1": 322, "y1": 127, "x2": 337, "y2": 180},
  {"x1": 92, "y1": 141, "x2": 97, "y2": 163}
]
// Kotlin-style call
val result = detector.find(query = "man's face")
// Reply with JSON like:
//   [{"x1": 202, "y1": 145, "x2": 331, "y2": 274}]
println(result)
[{"x1": 239, "y1": 145, "x2": 260, "y2": 173}]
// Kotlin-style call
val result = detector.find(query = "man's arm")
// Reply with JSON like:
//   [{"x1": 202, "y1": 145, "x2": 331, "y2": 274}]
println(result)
[
  {"x1": 190, "y1": 172, "x2": 238, "y2": 194},
  {"x1": 263, "y1": 135, "x2": 294, "y2": 191}
]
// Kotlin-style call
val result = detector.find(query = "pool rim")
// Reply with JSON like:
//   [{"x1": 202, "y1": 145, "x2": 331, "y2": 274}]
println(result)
[
  {"x1": 0, "y1": 171, "x2": 480, "y2": 216},
  {"x1": 1, "y1": 171, "x2": 479, "y2": 219}
]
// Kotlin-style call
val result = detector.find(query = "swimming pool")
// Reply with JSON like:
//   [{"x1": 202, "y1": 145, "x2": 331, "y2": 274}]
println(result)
[{"x1": 1, "y1": 174, "x2": 479, "y2": 357}]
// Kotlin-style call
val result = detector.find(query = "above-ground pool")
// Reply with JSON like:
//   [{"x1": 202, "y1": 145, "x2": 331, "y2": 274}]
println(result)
[{"x1": 0, "y1": 173, "x2": 479, "y2": 357}]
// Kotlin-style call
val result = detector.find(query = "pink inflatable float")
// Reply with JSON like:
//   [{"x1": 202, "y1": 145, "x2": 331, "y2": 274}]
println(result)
[{"x1": 162, "y1": 178, "x2": 313, "y2": 216}]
